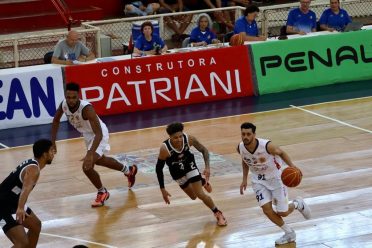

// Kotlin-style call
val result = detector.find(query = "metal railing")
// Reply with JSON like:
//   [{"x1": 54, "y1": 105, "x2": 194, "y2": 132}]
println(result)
[{"x1": 1, "y1": 0, "x2": 371, "y2": 69}]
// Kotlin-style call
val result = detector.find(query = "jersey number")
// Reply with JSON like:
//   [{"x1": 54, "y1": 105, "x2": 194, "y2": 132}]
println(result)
[
  {"x1": 258, "y1": 174, "x2": 266, "y2": 180},
  {"x1": 256, "y1": 193, "x2": 264, "y2": 202}
]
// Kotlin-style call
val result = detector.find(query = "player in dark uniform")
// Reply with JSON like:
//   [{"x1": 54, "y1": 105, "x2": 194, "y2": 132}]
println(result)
[
  {"x1": 155, "y1": 122, "x2": 227, "y2": 226},
  {"x1": 0, "y1": 139, "x2": 55, "y2": 247}
]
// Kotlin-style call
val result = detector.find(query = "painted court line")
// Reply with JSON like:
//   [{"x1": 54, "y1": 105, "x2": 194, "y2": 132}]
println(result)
[
  {"x1": 290, "y1": 104, "x2": 372, "y2": 134},
  {"x1": 40, "y1": 232, "x2": 118, "y2": 248},
  {"x1": 0, "y1": 142, "x2": 9, "y2": 149}
]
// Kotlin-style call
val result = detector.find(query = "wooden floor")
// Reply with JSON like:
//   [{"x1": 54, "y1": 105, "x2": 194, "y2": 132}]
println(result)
[{"x1": 1, "y1": 97, "x2": 372, "y2": 248}]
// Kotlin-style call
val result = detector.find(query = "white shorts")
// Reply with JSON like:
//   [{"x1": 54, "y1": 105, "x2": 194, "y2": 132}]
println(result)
[
  {"x1": 252, "y1": 182, "x2": 289, "y2": 212},
  {"x1": 84, "y1": 133, "x2": 110, "y2": 157}
]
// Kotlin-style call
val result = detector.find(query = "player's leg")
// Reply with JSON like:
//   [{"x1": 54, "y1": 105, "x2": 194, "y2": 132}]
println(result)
[
  {"x1": 255, "y1": 184, "x2": 296, "y2": 245},
  {"x1": 2, "y1": 213, "x2": 29, "y2": 247},
  {"x1": 96, "y1": 155, "x2": 138, "y2": 188},
  {"x1": 275, "y1": 186, "x2": 295, "y2": 218},
  {"x1": 188, "y1": 175, "x2": 227, "y2": 226},
  {"x1": 22, "y1": 208, "x2": 41, "y2": 247}
]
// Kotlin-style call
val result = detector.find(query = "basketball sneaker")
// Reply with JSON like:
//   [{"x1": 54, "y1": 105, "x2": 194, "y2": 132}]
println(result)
[
  {"x1": 275, "y1": 231, "x2": 296, "y2": 245},
  {"x1": 214, "y1": 210, "x2": 227, "y2": 226},
  {"x1": 126, "y1": 164, "x2": 138, "y2": 189},
  {"x1": 91, "y1": 190, "x2": 110, "y2": 207},
  {"x1": 201, "y1": 176, "x2": 212, "y2": 193},
  {"x1": 294, "y1": 197, "x2": 311, "y2": 220}
]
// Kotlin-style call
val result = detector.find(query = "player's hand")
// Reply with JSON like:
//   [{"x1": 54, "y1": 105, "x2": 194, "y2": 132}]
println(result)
[
  {"x1": 240, "y1": 181, "x2": 247, "y2": 195},
  {"x1": 291, "y1": 165, "x2": 303, "y2": 177},
  {"x1": 16, "y1": 207, "x2": 29, "y2": 224},
  {"x1": 203, "y1": 168, "x2": 210, "y2": 182},
  {"x1": 161, "y1": 188, "x2": 171, "y2": 204}
]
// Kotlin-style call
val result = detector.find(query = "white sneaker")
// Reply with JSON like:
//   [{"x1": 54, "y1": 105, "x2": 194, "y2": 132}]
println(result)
[
  {"x1": 294, "y1": 197, "x2": 311, "y2": 220},
  {"x1": 275, "y1": 231, "x2": 296, "y2": 245}
]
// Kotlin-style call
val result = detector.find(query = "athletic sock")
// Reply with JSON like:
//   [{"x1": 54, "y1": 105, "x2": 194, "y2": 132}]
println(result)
[
  {"x1": 98, "y1": 187, "x2": 106, "y2": 193},
  {"x1": 280, "y1": 224, "x2": 293, "y2": 234}
]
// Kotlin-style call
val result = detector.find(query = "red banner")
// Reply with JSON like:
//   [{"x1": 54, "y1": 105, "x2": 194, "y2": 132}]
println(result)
[{"x1": 64, "y1": 45, "x2": 255, "y2": 116}]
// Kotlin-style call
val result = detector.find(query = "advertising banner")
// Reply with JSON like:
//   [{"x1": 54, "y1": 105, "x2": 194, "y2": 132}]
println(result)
[
  {"x1": 64, "y1": 46, "x2": 255, "y2": 116},
  {"x1": 0, "y1": 65, "x2": 65, "y2": 130},
  {"x1": 251, "y1": 29, "x2": 372, "y2": 94}
]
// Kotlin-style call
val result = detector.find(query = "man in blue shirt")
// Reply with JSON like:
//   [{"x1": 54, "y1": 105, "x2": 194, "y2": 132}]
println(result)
[
  {"x1": 319, "y1": 0, "x2": 351, "y2": 31},
  {"x1": 286, "y1": 0, "x2": 317, "y2": 35},
  {"x1": 234, "y1": 5, "x2": 266, "y2": 42}
]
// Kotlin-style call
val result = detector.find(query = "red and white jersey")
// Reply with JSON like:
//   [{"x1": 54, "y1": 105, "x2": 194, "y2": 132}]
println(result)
[
  {"x1": 238, "y1": 138, "x2": 283, "y2": 188},
  {"x1": 62, "y1": 99, "x2": 108, "y2": 137}
]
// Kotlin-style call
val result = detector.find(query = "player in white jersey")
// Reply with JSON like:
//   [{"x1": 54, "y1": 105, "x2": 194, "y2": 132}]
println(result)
[
  {"x1": 238, "y1": 122, "x2": 311, "y2": 245},
  {"x1": 51, "y1": 83, "x2": 138, "y2": 207}
]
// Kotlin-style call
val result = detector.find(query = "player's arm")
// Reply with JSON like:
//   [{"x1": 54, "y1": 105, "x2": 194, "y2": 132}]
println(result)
[
  {"x1": 83, "y1": 105, "x2": 103, "y2": 154},
  {"x1": 237, "y1": 145, "x2": 249, "y2": 194},
  {"x1": 189, "y1": 135, "x2": 210, "y2": 181},
  {"x1": 266, "y1": 142, "x2": 295, "y2": 167},
  {"x1": 156, "y1": 145, "x2": 171, "y2": 204},
  {"x1": 82, "y1": 105, "x2": 103, "y2": 170},
  {"x1": 51, "y1": 102, "x2": 63, "y2": 153},
  {"x1": 16, "y1": 166, "x2": 40, "y2": 224}
]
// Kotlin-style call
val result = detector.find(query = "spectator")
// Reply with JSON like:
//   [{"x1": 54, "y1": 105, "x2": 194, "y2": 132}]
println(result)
[
  {"x1": 51, "y1": 31, "x2": 95, "y2": 65},
  {"x1": 202, "y1": 0, "x2": 234, "y2": 31},
  {"x1": 133, "y1": 21, "x2": 168, "y2": 55},
  {"x1": 319, "y1": 0, "x2": 351, "y2": 31},
  {"x1": 234, "y1": 5, "x2": 266, "y2": 41},
  {"x1": 189, "y1": 14, "x2": 220, "y2": 46},
  {"x1": 159, "y1": 0, "x2": 193, "y2": 41},
  {"x1": 124, "y1": 1, "x2": 160, "y2": 16},
  {"x1": 286, "y1": 0, "x2": 317, "y2": 35}
]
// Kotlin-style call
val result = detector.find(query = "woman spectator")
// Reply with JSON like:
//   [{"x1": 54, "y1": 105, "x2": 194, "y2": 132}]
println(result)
[
  {"x1": 189, "y1": 14, "x2": 220, "y2": 46},
  {"x1": 133, "y1": 21, "x2": 168, "y2": 55}
]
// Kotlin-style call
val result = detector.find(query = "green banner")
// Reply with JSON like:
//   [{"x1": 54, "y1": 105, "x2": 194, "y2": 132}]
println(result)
[{"x1": 251, "y1": 29, "x2": 372, "y2": 94}]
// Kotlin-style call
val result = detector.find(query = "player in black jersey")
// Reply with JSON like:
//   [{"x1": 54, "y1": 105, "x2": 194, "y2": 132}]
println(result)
[
  {"x1": 0, "y1": 139, "x2": 54, "y2": 247},
  {"x1": 156, "y1": 122, "x2": 227, "y2": 226}
]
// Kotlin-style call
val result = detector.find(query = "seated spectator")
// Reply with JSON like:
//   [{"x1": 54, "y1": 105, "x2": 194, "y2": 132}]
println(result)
[
  {"x1": 286, "y1": 0, "x2": 317, "y2": 35},
  {"x1": 159, "y1": 0, "x2": 193, "y2": 41},
  {"x1": 202, "y1": 0, "x2": 234, "y2": 31},
  {"x1": 51, "y1": 30, "x2": 95, "y2": 65},
  {"x1": 133, "y1": 21, "x2": 168, "y2": 55},
  {"x1": 124, "y1": 1, "x2": 160, "y2": 16},
  {"x1": 189, "y1": 14, "x2": 220, "y2": 46},
  {"x1": 319, "y1": 0, "x2": 351, "y2": 31},
  {"x1": 233, "y1": 5, "x2": 266, "y2": 41}
]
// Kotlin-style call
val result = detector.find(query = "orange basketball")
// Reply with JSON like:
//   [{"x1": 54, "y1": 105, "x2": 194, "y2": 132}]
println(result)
[
  {"x1": 281, "y1": 167, "x2": 302, "y2": 187},
  {"x1": 229, "y1": 33, "x2": 244, "y2": 46}
]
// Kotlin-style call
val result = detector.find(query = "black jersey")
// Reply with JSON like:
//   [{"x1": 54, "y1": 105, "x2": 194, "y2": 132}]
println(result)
[
  {"x1": 163, "y1": 134, "x2": 198, "y2": 180},
  {"x1": 0, "y1": 159, "x2": 39, "y2": 210}
]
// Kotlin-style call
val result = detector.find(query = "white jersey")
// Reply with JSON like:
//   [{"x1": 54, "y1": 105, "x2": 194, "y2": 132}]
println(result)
[
  {"x1": 61, "y1": 99, "x2": 109, "y2": 138},
  {"x1": 238, "y1": 138, "x2": 283, "y2": 189}
]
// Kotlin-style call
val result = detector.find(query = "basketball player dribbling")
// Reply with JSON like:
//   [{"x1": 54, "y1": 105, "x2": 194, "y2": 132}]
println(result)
[
  {"x1": 51, "y1": 82, "x2": 137, "y2": 207},
  {"x1": 238, "y1": 122, "x2": 311, "y2": 245},
  {"x1": 155, "y1": 122, "x2": 227, "y2": 226}
]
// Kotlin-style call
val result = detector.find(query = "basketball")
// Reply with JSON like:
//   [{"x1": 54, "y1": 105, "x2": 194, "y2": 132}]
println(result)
[
  {"x1": 281, "y1": 167, "x2": 302, "y2": 187},
  {"x1": 229, "y1": 33, "x2": 244, "y2": 46}
]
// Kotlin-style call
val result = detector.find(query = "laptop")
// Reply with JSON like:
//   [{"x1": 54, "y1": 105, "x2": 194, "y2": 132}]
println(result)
[{"x1": 343, "y1": 22, "x2": 363, "y2": 32}]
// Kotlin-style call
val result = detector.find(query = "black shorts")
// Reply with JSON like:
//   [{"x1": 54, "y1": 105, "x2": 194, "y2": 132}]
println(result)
[{"x1": 0, "y1": 207, "x2": 32, "y2": 233}]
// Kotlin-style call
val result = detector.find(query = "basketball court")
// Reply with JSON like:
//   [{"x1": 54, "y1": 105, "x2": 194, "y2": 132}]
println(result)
[{"x1": 1, "y1": 81, "x2": 372, "y2": 247}]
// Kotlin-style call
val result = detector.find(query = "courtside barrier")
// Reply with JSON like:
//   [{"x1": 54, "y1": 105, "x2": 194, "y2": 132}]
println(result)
[
  {"x1": 64, "y1": 45, "x2": 255, "y2": 116},
  {"x1": 0, "y1": 65, "x2": 65, "y2": 129},
  {"x1": 250, "y1": 29, "x2": 372, "y2": 95}
]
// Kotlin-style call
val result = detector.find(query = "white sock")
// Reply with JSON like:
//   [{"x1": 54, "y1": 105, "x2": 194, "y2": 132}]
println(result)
[
  {"x1": 121, "y1": 163, "x2": 129, "y2": 174},
  {"x1": 293, "y1": 200, "x2": 299, "y2": 209},
  {"x1": 98, "y1": 187, "x2": 106, "y2": 193},
  {"x1": 280, "y1": 224, "x2": 293, "y2": 234}
]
